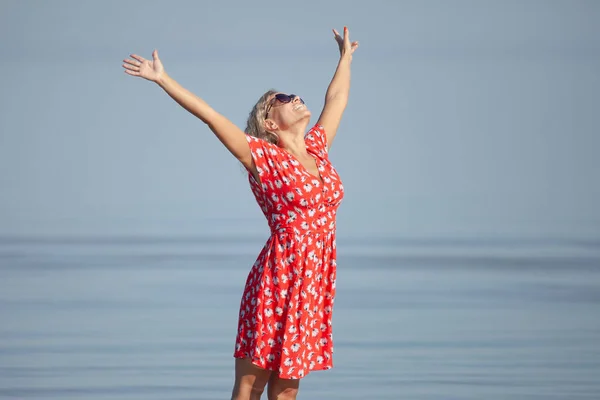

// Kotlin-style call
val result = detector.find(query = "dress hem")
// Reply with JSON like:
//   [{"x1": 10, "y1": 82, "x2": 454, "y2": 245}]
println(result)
[{"x1": 232, "y1": 353, "x2": 333, "y2": 380}]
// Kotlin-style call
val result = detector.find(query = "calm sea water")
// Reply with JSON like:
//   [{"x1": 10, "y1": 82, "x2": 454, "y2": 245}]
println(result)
[{"x1": 1, "y1": 234, "x2": 599, "y2": 399}]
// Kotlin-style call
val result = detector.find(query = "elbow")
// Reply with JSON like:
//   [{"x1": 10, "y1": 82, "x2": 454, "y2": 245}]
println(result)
[
  {"x1": 325, "y1": 86, "x2": 350, "y2": 103},
  {"x1": 325, "y1": 92, "x2": 348, "y2": 107}
]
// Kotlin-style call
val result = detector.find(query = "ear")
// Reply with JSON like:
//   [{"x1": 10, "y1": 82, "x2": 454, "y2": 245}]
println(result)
[{"x1": 264, "y1": 119, "x2": 279, "y2": 132}]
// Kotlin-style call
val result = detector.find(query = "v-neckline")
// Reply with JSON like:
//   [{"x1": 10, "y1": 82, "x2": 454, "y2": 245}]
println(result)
[{"x1": 284, "y1": 147, "x2": 324, "y2": 186}]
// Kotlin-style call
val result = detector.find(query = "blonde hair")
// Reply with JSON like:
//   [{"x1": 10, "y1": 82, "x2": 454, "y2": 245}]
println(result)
[{"x1": 245, "y1": 89, "x2": 280, "y2": 145}]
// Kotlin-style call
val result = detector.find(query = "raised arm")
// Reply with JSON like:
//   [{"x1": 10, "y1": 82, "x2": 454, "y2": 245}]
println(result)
[
  {"x1": 317, "y1": 27, "x2": 359, "y2": 149},
  {"x1": 122, "y1": 50, "x2": 254, "y2": 171}
]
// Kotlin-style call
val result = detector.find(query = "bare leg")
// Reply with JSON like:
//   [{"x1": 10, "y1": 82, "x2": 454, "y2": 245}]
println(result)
[
  {"x1": 231, "y1": 358, "x2": 273, "y2": 400},
  {"x1": 267, "y1": 373, "x2": 300, "y2": 400}
]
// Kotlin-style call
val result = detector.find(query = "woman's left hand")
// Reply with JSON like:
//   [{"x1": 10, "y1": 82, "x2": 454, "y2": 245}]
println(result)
[{"x1": 333, "y1": 26, "x2": 359, "y2": 59}]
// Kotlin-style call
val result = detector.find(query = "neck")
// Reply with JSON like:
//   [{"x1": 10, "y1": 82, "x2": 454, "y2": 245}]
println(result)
[{"x1": 277, "y1": 121, "x2": 310, "y2": 156}]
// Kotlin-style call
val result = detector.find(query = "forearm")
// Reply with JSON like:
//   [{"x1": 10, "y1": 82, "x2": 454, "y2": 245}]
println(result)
[
  {"x1": 325, "y1": 55, "x2": 352, "y2": 103},
  {"x1": 156, "y1": 73, "x2": 217, "y2": 124}
]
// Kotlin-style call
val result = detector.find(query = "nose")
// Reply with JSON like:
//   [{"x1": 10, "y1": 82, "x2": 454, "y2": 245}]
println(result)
[{"x1": 291, "y1": 95, "x2": 301, "y2": 103}]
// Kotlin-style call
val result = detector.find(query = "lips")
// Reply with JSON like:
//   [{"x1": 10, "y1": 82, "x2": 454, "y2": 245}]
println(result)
[{"x1": 293, "y1": 104, "x2": 305, "y2": 111}]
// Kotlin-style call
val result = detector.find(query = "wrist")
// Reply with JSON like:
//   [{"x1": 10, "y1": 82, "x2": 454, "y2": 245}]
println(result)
[{"x1": 155, "y1": 72, "x2": 169, "y2": 87}]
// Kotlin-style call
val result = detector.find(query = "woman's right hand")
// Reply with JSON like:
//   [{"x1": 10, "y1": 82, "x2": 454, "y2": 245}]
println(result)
[{"x1": 122, "y1": 50, "x2": 164, "y2": 83}]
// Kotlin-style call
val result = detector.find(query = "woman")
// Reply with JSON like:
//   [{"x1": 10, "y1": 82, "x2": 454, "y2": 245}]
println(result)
[{"x1": 123, "y1": 26, "x2": 358, "y2": 400}]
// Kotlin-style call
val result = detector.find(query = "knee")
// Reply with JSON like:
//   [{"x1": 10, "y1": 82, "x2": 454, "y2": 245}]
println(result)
[
  {"x1": 231, "y1": 382, "x2": 265, "y2": 400},
  {"x1": 250, "y1": 384, "x2": 266, "y2": 398},
  {"x1": 270, "y1": 387, "x2": 299, "y2": 400}
]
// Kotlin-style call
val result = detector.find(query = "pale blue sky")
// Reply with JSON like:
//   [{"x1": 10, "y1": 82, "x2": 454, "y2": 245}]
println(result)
[{"x1": 0, "y1": 0, "x2": 599, "y2": 238}]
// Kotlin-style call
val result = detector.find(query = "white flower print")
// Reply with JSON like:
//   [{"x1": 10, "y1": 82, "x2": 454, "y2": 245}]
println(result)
[
  {"x1": 236, "y1": 128, "x2": 343, "y2": 380},
  {"x1": 317, "y1": 355, "x2": 324, "y2": 364},
  {"x1": 286, "y1": 210, "x2": 296, "y2": 223},
  {"x1": 284, "y1": 357, "x2": 293, "y2": 367}
]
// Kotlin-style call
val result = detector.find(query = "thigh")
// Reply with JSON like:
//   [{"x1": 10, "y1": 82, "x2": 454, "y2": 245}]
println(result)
[
  {"x1": 267, "y1": 373, "x2": 300, "y2": 400},
  {"x1": 231, "y1": 358, "x2": 273, "y2": 400}
]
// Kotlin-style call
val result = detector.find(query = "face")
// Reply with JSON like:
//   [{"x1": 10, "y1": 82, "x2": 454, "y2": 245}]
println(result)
[{"x1": 265, "y1": 93, "x2": 311, "y2": 130}]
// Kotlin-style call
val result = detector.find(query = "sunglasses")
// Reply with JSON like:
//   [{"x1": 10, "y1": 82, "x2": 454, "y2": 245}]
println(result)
[{"x1": 265, "y1": 93, "x2": 305, "y2": 118}]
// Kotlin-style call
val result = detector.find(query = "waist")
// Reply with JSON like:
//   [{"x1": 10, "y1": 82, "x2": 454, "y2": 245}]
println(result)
[{"x1": 270, "y1": 221, "x2": 336, "y2": 237}]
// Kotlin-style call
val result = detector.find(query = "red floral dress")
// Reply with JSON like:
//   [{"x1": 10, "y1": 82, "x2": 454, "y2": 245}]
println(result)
[{"x1": 233, "y1": 123, "x2": 344, "y2": 379}]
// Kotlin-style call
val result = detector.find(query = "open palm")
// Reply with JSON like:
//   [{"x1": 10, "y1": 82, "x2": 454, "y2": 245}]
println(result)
[
  {"x1": 333, "y1": 27, "x2": 359, "y2": 58},
  {"x1": 122, "y1": 50, "x2": 164, "y2": 82}
]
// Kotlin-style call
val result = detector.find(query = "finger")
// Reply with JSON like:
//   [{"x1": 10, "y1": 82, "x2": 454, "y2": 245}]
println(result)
[
  {"x1": 122, "y1": 63, "x2": 139, "y2": 72},
  {"x1": 152, "y1": 49, "x2": 159, "y2": 60},
  {"x1": 332, "y1": 28, "x2": 343, "y2": 45},
  {"x1": 123, "y1": 58, "x2": 141, "y2": 67},
  {"x1": 124, "y1": 69, "x2": 140, "y2": 76},
  {"x1": 130, "y1": 54, "x2": 146, "y2": 63},
  {"x1": 343, "y1": 26, "x2": 350, "y2": 46}
]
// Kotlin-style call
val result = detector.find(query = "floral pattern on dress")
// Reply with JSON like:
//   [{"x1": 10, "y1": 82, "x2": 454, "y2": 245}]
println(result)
[{"x1": 233, "y1": 123, "x2": 344, "y2": 379}]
